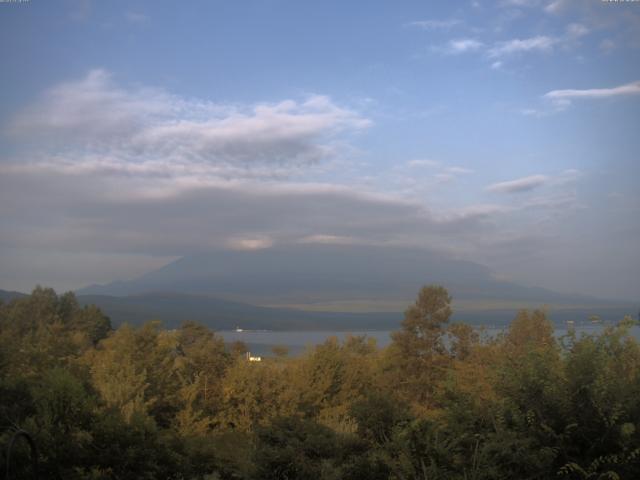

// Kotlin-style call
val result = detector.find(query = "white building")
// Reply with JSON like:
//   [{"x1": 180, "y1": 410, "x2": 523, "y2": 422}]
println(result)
[{"x1": 246, "y1": 352, "x2": 262, "y2": 362}]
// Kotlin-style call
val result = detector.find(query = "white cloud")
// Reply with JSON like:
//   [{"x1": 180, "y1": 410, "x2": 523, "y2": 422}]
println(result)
[
  {"x1": 483, "y1": 22, "x2": 588, "y2": 62},
  {"x1": 227, "y1": 236, "x2": 274, "y2": 251},
  {"x1": 543, "y1": 80, "x2": 640, "y2": 107},
  {"x1": 486, "y1": 175, "x2": 548, "y2": 193},
  {"x1": 544, "y1": 0, "x2": 569, "y2": 14},
  {"x1": 1, "y1": 71, "x2": 610, "y2": 297},
  {"x1": 450, "y1": 38, "x2": 485, "y2": 53},
  {"x1": 437, "y1": 38, "x2": 485, "y2": 54},
  {"x1": 446, "y1": 166, "x2": 474, "y2": 175},
  {"x1": 406, "y1": 19, "x2": 462, "y2": 30},
  {"x1": 8, "y1": 70, "x2": 371, "y2": 173},
  {"x1": 566, "y1": 23, "x2": 589, "y2": 38},
  {"x1": 435, "y1": 21, "x2": 588, "y2": 65},
  {"x1": 0, "y1": 64, "x2": 500, "y2": 258},
  {"x1": 520, "y1": 108, "x2": 540, "y2": 116},
  {"x1": 488, "y1": 35, "x2": 557, "y2": 57},
  {"x1": 501, "y1": 0, "x2": 542, "y2": 6}
]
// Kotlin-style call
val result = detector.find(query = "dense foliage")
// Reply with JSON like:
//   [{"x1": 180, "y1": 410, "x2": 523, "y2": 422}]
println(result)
[{"x1": 1, "y1": 286, "x2": 639, "y2": 479}]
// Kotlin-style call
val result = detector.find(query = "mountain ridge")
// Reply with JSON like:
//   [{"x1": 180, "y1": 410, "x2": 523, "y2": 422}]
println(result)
[
  {"x1": 1, "y1": 287, "x2": 634, "y2": 331},
  {"x1": 77, "y1": 244, "x2": 615, "y2": 306}
]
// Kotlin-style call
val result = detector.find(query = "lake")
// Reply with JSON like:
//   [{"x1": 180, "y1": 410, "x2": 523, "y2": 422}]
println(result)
[{"x1": 218, "y1": 323, "x2": 640, "y2": 357}]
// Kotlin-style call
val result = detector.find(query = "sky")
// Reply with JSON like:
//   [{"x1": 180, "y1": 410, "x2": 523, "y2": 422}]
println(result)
[{"x1": 0, "y1": 0, "x2": 639, "y2": 300}]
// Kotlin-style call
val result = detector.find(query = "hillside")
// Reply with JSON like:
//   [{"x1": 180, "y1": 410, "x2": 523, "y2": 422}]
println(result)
[
  {"x1": 75, "y1": 292, "x2": 398, "y2": 330},
  {"x1": 78, "y1": 244, "x2": 612, "y2": 307},
  {"x1": 1, "y1": 287, "x2": 634, "y2": 331}
]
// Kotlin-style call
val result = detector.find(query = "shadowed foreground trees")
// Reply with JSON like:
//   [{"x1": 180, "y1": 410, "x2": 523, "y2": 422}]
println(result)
[{"x1": 1, "y1": 285, "x2": 639, "y2": 479}]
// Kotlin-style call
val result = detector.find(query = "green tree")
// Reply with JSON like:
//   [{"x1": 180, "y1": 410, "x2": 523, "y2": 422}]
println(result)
[{"x1": 388, "y1": 285, "x2": 453, "y2": 409}]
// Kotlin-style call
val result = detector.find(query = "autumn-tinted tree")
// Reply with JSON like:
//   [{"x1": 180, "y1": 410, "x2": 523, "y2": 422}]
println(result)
[
  {"x1": 2, "y1": 286, "x2": 640, "y2": 479},
  {"x1": 388, "y1": 285, "x2": 453, "y2": 408}
]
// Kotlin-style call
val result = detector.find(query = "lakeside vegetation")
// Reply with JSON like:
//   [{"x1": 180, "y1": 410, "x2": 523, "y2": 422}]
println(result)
[{"x1": 1, "y1": 285, "x2": 640, "y2": 479}]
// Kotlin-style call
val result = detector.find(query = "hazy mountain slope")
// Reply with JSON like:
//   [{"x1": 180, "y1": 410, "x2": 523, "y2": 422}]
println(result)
[
  {"x1": 76, "y1": 292, "x2": 398, "y2": 330},
  {"x1": 78, "y1": 244, "x2": 605, "y2": 306},
  {"x1": 0, "y1": 289, "x2": 27, "y2": 303},
  {"x1": 2, "y1": 288, "x2": 633, "y2": 330},
  {"x1": 75, "y1": 293, "x2": 637, "y2": 330}
]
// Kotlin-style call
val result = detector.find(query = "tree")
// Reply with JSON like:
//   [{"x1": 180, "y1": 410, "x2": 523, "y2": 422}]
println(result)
[
  {"x1": 0, "y1": 287, "x2": 110, "y2": 380},
  {"x1": 271, "y1": 345, "x2": 289, "y2": 358},
  {"x1": 252, "y1": 416, "x2": 340, "y2": 480},
  {"x1": 176, "y1": 321, "x2": 230, "y2": 416},
  {"x1": 388, "y1": 285, "x2": 453, "y2": 408},
  {"x1": 448, "y1": 322, "x2": 480, "y2": 361},
  {"x1": 87, "y1": 324, "x2": 154, "y2": 423}
]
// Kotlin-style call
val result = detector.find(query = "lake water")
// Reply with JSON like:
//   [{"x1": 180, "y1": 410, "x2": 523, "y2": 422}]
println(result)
[{"x1": 218, "y1": 324, "x2": 640, "y2": 357}]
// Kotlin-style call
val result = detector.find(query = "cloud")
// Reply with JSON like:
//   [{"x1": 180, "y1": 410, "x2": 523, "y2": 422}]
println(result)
[
  {"x1": 0, "y1": 64, "x2": 497, "y2": 258},
  {"x1": 488, "y1": 35, "x2": 557, "y2": 57},
  {"x1": 544, "y1": 0, "x2": 568, "y2": 14},
  {"x1": 408, "y1": 159, "x2": 440, "y2": 168},
  {"x1": 487, "y1": 23, "x2": 590, "y2": 59},
  {"x1": 500, "y1": 0, "x2": 542, "y2": 6},
  {"x1": 227, "y1": 236, "x2": 274, "y2": 251},
  {"x1": 2, "y1": 71, "x2": 502, "y2": 264},
  {"x1": 486, "y1": 175, "x2": 548, "y2": 193},
  {"x1": 0, "y1": 165, "x2": 507, "y2": 259},
  {"x1": 446, "y1": 166, "x2": 474, "y2": 175},
  {"x1": 298, "y1": 234, "x2": 357, "y2": 245},
  {"x1": 406, "y1": 19, "x2": 462, "y2": 30},
  {"x1": 435, "y1": 22, "x2": 588, "y2": 63},
  {"x1": 397, "y1": 161, "x2": 473, "y2": 190},
  {"x1": 543, "y1": 80, "x2": 640, "y2": 107},
  {"x1": 524, "y1": 81, "x2": 640, "y2": 116},
  {"x1": 447, "y1": 203, "x2": 513, "y2": 219},
  {"x1": 0, "y1": 71, "x2": 604, "y2": 296},
  {"x1": 520, "y1": 81, "x2": 640, "y2": 117},
  {"x1": 436, "y1": 38, "x2": 484, "y2": 54},
  {"x1": 7, "y1": 70, "x2": 371, "y2": 172},
  {"x1": 565, "y1": 23, "x2": 589, "y2": 38}
]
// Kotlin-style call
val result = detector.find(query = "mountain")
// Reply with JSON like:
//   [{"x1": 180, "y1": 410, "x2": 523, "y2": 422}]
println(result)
[
  {"x1": 76, "y1": 292, "x2": 397, "y2": 330},
  {"x1": 76, "y1": 292, "x2": 636, "y2": 330},
  {"x1": 78, "y1": 244, "x2": 609, "y2": 306},
  {"x1": 74, "y1": 244, "x2": 638, "y2": 328},
  {"x1": 2, "y1": 287, "x2": 633, "y2": 331},
  {"x1": 0, "y1": 289, "x2": 27, "y2": 303}
]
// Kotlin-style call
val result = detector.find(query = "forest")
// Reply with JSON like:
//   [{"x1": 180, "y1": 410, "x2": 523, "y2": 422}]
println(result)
[{"x1": 1, "y1": 285, "x2": 639, "y2": 480}]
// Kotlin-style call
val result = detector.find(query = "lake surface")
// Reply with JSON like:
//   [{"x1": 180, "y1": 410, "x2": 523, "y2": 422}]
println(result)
[{"x1": 218, "y1": 324, "x2": 640, "y2": 357}]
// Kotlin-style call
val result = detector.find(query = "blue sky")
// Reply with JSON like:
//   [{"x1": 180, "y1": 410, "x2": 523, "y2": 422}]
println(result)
[{"x1": 0, "y1": 0, "x2": 639, "y2": 299}]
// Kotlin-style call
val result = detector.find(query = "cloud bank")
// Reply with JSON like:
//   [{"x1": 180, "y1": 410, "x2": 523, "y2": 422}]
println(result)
[
  {"x1": 0, "y1": 70, "x2": 514, "y2": 266},
  {"x1": 8, "y1": 69, "x2": 370, "y2": 172},
  {"x1": 0, "y1": 71, "x2": 598, "y2": 294}
]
